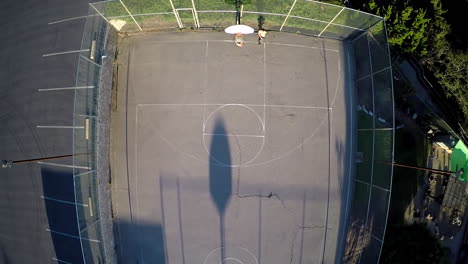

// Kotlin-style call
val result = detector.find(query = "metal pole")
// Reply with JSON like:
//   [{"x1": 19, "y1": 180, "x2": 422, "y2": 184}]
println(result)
[
  {"x1": 119, "y1": 0, "x2": 143, "y2": 31},
  {"x1": 89, "y1": 3, "x2": 110, "y2": 24},
  {"x1": 280, "y1": 0, "x2": 298, "y2": 31},
  {"x1": 190, "y1": 0, "x2": 200, "y2": 28},
  {"x1": 2, "y1": 154, "x2": 88, "y2": 168},
  {"x1": 383, "y1": 162, "x2": 458, "y2": 175},
  {"x1": 168, "y1": 0, "x2": 183, "y2": 28},
  {"x1": 318, "y1": 6, "x2": 345, "y2": 37}
]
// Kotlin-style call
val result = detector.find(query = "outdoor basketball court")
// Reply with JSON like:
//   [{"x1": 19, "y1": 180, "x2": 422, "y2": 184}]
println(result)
[{"x1": 111, "y1": 31, "x2": 354, "y2": 263}]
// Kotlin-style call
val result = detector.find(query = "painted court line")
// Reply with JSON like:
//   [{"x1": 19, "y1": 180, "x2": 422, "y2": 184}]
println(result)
[
  {"x1": 38, "y1": 86, "x2": 94, "y2": 92},
  {"x1": 52, "y1": 258, "x2": 72, "y2": 264},
  {"x1": 267, "y1": 42, "x2": 339, "y2": 52},
  {"x1": 41, "y1": 195, "x2": 88, "y2": 207},
  {"x1": 37, "y1": 126, "x2": 84, "y2": 129},
  {"x1": 203, "y1": 133, "x2": 264, "y2": 138},
  {"x1": 137, "y1": 103, "x2": 330, "y2": 110},
  {"x1": 143, "y1": 39, "x2": 339, "y2": 52},
  {"x1": 263, "y1": 42, "x2": 267, "y2": 132},
  {"x1": 42, "y1": 49, "x2": 89, "y2": 57},
  {"x1": 38, "y1": 162, "x2": 91, "y2": 170},
  {"x1": 46, "y1": 229, "x2": 100, "y2": 243},
  {"x1": 48, "y1": 14, "x2": 99, "y2": 25}
]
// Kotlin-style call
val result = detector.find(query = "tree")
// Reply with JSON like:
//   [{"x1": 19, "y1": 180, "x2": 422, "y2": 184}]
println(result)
[
  {"x1": 381, "y1": 223, "x2": 448, "y2": 264},
  {"x1": 366, "y1": 0, "x2": 468, "y2": 132},
  {"x1": 368, "y1": 0, "x2": 430, "y2": 56}
]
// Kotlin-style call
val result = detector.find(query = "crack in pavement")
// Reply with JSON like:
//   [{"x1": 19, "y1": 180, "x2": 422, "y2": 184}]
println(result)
[
  {"x1": 290, "y1": 227, "x2": 300, "y2": 264},
  {"x1": 233, "y1": 192, "x2": 288, "y2": 210}
]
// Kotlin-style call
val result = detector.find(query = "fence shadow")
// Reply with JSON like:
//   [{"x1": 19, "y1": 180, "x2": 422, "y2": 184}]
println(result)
[{"x1": 41, "y1": 167, "x2": 84, "y2": 264}]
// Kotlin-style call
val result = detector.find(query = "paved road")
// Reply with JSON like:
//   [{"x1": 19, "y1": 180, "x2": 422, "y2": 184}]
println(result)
[{"x1": 0, "y1": 0, "x2": 96, "y2": 263}]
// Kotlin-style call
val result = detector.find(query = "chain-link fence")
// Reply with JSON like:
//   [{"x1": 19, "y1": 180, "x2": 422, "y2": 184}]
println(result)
[
  {"x1": 75, "y1": 1, "x2": 394, "y2": 263},
  {"x1": 72, "y1": 5, "x2": 109, "y2": 263},
  {"x1": 344, "y1": 20, "x2": 394, "y2": 263},
  {"x1": 89, "y1": 0, "x2": 383, "y2": 40}
]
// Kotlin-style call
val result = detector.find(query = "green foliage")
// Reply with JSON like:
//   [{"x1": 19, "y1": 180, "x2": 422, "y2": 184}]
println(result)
[
  {"x1": 369, "y1": 0, "x2": 430, "y2": 56},
  {"x1": 224, "y1": 0, "x2": 252, "y2": 9},
  {"x1": 381, "y1": 223, "x2": 448, "y2": 264},
  {"x1": 366, "y1": 0, "x2": 468, "y2": 131}
]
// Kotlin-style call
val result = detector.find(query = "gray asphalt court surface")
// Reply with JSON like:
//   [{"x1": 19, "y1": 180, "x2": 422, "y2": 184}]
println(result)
[
  {"x1": 111, "y1": 31, "x2": 355, "y2": 263},
  {"x1": 0, "y1": 0, "x2": 99, "y2": 263}
]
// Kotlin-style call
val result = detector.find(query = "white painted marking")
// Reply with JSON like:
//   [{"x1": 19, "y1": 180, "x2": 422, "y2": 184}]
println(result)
[
  {"x1": 38, "y1": 162, "x2": 91, "y2": 170},
  {"x1": 146, "y1": 107, "x2": 328, "y2": 168},
  {"x1": 46, "y1": 229, "x2": 100, "y2": 243},
  {"x1": 203, "y1": 246, "x2": 258, "y2": 264},
  {"x1": 263, "y1": 42, "x2": 266, "y2": 132},
  {"x1": 137, "y1": 103, "x2": 330, "y2": 110},
  {"x1": 267, "y1": 42, "x2": 339, "y2": 52},
  {"x1": 129, "y1": 39, "x2": 340, "y2": 52},
  {"x1": 52, "y1": 257, "x2": 73, "y2": 264},
  {"x1": 203, "y1": 133, "x2": 264, "y2": 138},
  {"x1": 41, "y1": 196, "x2": 88, "y2": 207},
  {"x1": 38, "y1": 86, "x2": 94, "y2": 92},
  {"x1": 42, "y1": 49, "x2": 89, "y2": 57},
  {"x1": 203, "y1": 104, "x2": 265, "y2": 134},
  {"x1": 203, "y1": 41, "x2": 209, "y2": 132},
  {"x1": 37, "y1": 126, "x2": 84, "y2": 129},
  {"x1": 48, "y1": 14, "x2": 99, "y2": 25},
  {"x1": 330, "y1": 58, "x2": 342, "y2": 106}
]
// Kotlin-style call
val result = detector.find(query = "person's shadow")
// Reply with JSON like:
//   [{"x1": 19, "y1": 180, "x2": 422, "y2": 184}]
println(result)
[{"x1": 209, "y1": 117, "x2": 232, "y2": 262}]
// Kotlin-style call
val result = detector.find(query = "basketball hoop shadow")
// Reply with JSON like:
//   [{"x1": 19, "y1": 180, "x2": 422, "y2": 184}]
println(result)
[{"x1": 209, "y1": 117, "x2": 232, "y2": 263}]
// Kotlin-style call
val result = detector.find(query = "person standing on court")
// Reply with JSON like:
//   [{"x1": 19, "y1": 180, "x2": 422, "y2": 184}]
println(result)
[{"x1": 258, "y1": 28, "x2": 267, "y2": 45}]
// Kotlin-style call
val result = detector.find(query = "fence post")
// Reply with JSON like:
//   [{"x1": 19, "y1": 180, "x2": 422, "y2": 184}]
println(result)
[
  {"x1": 280, "y1": 0, "x2": 298, "y2": 31},
  {"x1": 169, "y1": 0, "x2": 183, "y2": 28},
  {"x1": 318, "y1": 6, "x2": 345, "y2": 37},
  {"x1": 191, "y1": 0, "x2": 200, "y2": 28},
  {"x1": 118, "y1": 0, "x2": 143, "y2": 31},
  {"x1": 89, "y1": 3, "x2": 110, "y2": 24}
]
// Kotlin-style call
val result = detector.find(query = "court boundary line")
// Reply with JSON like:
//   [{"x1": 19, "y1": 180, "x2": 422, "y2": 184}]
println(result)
[
  {"x1": 137, "y1": 103, "x2": 331, "y2": 110},
  {"x1": 138, "y1": 111, "x2": 328, "y2": 168},
  {"x1": 263, "y1": 42, "x2": 267, "y2": 132},
  {"x1": 134, "y1": 39, "x2": 339, "y2": 52},
  {"x1": 203, "y1": 133, "x2": 264, "y2": 138}
]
